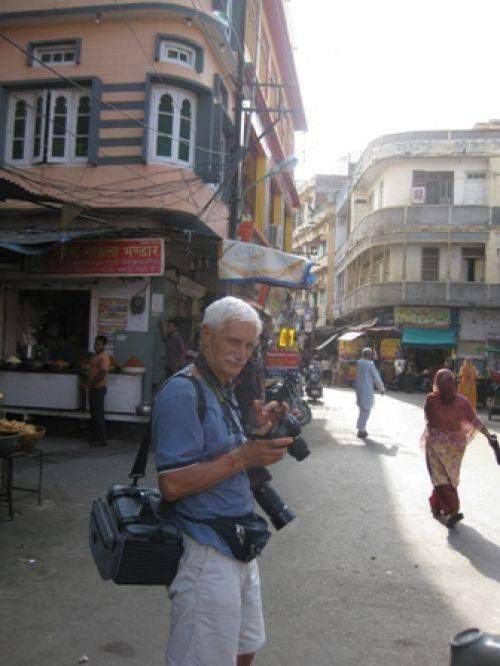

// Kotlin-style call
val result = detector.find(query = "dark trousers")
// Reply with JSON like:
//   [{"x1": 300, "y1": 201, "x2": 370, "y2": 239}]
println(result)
[{"x1": 89, "y1": 387, "x2": 107, "y2": 444}]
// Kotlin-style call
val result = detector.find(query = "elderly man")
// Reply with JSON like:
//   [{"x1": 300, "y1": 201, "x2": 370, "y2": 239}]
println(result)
[
  {"x1": 152, "y1": 296, "x2": 292, "y2": 666},
  {"x1": 355, "y1": 347, "x2": 385, "y2": 438}
]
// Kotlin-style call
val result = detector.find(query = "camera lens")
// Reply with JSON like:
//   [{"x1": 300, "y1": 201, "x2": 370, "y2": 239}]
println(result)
[
  {"x1": 252, "y1": 482, "x2": 296, "y2": 530},
  {"x1": 288, "y1": 436, "x2": 310, "y2": 461}
]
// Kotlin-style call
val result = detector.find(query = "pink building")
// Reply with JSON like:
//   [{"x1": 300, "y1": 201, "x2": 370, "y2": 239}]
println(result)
[{"x1": 0, "y1": 1, "x2": 305, "y2": 415}]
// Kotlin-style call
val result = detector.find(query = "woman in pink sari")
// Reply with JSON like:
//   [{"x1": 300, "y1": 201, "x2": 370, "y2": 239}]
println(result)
[{"x1": 422, "y1": 368, "x2": 495, "y2": 528}]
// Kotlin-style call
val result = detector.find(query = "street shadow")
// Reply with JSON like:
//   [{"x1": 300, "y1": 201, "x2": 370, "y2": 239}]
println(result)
[
  {"x1": 363, "y1": 437, "x2": 399, "y2": 457},
  {"x1": 447, "y1": 524, "x2": 500, "y2": 583},
  {"x1": 305, "y1": 419, "x2": 400, "y2": 457}
]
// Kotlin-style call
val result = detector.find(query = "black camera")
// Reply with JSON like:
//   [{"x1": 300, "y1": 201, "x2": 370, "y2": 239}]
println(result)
[
  {"x1": 269, "y1": 412, "x2": 310, "y2": 462},
  {"x1": 247, "y1": 412, "x2": 310, "y2": 530},
  {"x1": 247, "y1": 466, "x2": 295, "y2": 530}
]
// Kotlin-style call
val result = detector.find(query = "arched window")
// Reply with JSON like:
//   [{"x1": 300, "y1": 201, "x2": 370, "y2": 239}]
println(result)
[
  {"x1": 150, "y1": 88, "x2": 196, "y2": 165},
  {"x1": 51, "y1": 95, "x2": 67, "y2": 158},
  {"x1": 12, "y1": 100, "x2": 27, "y2": 160},
  {"x1": 6, "y1": 88, "x2": 92, "y2": 164},
  {"x1": 157, "y1": 93, "x2": 174, "y2": 158},
  {"x1": 178, "y1": 98, "x2": 192, "y2": 163},
  {"x1": 75, "y1": 95, "x2": 90, "y2": 157}
]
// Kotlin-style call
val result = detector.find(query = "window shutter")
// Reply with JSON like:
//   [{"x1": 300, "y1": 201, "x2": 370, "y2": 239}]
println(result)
[{"x1": 194, "y1": 93, "x2": 214, "y2": 182}]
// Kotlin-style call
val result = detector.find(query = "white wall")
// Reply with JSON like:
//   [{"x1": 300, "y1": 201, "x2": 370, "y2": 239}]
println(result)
[
  {"x1": 460, "y1": 309, "x2": 500, "y2": 341},
  {"x1": 388, "y1": 245, "x2": 404, "y2": 281},
  {"x1": 89, "y1": 279, "x2": 150, "y2": 352},
  {"x1": 369, "y1": 157, "x2": 489, "y2": 208}
]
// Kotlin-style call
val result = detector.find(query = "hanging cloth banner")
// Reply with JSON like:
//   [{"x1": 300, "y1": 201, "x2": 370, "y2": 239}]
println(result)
[{"x1": 218, "y1": 240, "x2": 315, "y2": 290}]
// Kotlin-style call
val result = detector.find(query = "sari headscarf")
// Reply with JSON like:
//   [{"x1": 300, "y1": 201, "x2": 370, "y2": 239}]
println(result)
[
  {"x1": 433, "y1": 368, "x2": 457, "y2": 405},
  {"x1": 423, "y1": 368, "x2": 480, "y2": 448}
]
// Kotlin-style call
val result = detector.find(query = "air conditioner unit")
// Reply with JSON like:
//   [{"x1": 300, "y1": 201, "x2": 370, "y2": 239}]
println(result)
[
  {"x1": 269, "y1": 225, "x2": 284, "y2": 249},
  {"x1": 411, "y1": 186, "x2": 426, "y2": 204}
]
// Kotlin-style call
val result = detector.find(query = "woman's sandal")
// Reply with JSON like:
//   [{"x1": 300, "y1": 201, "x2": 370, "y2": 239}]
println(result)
[{"x1": 447, "y1": 513, "x2": 464, "y2": 529}]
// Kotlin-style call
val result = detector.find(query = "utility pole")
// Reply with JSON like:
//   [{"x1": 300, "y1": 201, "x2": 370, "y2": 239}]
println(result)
[{"x1": 228, "y1": 0, "x2": 247, "y2": 240}]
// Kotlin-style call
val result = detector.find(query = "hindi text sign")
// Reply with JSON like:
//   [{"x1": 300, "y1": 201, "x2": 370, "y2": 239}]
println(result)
[{"x1": 28, "y1": 238, "x2": 164, "y2": 276}]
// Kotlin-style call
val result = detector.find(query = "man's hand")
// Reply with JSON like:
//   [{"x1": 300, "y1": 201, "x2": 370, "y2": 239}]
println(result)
[
  {"x1": 252, "y1": 399, "x2": 289, "y2": 435},
  {"x1": 235, "y1": 437, "x2": 293, "y2": 469}
]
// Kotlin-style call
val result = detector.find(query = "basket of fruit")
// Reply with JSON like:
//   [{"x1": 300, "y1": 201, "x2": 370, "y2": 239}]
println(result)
[{"x1": 0, "y1": 418, "x2": 46, "y2": 453}]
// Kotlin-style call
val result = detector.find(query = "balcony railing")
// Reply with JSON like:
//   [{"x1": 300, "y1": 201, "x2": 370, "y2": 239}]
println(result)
[
  {"x1": 336, "y1": 281, "x2": 500, "y2": 317},
  {"x1": 334, "y1": 205, "x2": 493, "y2": 267}
]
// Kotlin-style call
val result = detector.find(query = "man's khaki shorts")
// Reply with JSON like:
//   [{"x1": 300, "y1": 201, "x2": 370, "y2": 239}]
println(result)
[{"x1": 166, "y1": 534, "x2": 265, "y2": 665}]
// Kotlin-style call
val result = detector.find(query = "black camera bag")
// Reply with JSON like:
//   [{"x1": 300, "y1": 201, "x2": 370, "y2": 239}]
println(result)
[{"x1": 89, "y1": 374, "x2": 205, "y2": 586}]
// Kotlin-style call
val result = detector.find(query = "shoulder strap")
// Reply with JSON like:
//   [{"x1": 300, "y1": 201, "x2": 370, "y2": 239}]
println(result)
[{"x1": 129, "y1": 373, "x2": 206, "y2": 485}]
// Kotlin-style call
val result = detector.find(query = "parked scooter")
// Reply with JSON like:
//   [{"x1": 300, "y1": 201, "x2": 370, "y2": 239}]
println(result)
[
  {"x1": 265, "y1": 369, "x2": 312, "y2": 424},
  {"x1": 305, "y1": 363, "x2": 323, "y2": 403}
]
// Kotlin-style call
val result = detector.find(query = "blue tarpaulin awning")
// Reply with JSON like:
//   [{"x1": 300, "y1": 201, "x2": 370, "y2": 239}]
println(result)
[{"x1": 402, "y1": 327, "x2": 456, "y2": 348}]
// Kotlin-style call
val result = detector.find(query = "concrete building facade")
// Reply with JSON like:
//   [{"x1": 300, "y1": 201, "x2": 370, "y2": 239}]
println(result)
[{"x1": 332, "y1": 126, "x2": 500, "y2": 371}]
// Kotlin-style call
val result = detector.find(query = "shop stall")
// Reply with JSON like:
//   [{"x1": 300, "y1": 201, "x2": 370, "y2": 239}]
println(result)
[
  {"x1": 0, "y1": 237, "x2": 164, "y2": 420},
  {"x1": 337, "y1": 331, "x2": 366, "y2": 386}
]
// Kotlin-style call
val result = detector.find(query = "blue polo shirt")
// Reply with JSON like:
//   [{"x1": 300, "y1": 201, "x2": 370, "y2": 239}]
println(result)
[{"x1": 153, "y1": 369, "x2": 253, "y2": 559}]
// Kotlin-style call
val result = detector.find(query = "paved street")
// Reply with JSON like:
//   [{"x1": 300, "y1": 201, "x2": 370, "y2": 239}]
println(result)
[{"x1": 2, "y1": 387, "x2": 500, "y2": 665}]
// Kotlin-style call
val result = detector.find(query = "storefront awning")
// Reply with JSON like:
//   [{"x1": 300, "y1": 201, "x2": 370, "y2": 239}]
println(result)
[
  {"x1": 316, "y1": 332, "x2": 341, "y2": 351},
  {"x1": 350, "y1": 318, "x2": 378, "y2": 331},
  {"x1": 339, "y1": 330, "x2": 366, "y2": 342},
  {"x1": 402, "y1": 327, "x2": 456, "y2": 348},
  {"x1": 218, "y1": 240, "x2": 314, "y2": 290},
  {"x1": 0, "y1": 228, "x2": 113, "y2": 254}
]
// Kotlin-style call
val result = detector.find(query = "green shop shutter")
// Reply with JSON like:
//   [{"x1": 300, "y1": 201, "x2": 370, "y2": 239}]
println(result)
[{"x1": 402, "y1": 327, "x2": 456, "y2": 348}]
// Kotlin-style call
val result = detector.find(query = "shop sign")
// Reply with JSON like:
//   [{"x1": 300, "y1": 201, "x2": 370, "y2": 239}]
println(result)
[
  {"x1": 265, "y1": 351, "x2": 300, "y2": 369},
  {"x1": 27, "y1": 238, "x2": 164, "y2": 276},
  {"x1": 380, "y1": 338, "x2": 401, "y2": 360},
  {"x1": 394, "y1": 306, "x2": 450, "y2": 328},
  {"x1": 339, "y1": 338, "x2": 363, "y2": 359}
]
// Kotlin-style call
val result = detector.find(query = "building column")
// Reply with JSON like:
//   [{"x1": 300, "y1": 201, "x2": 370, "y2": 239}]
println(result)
[
  {"x1": 254, "y1": 155, "x2": 267, "y2": 233},
  {"x1": 284, "y1": 214, "x2": 293, "y2": 252},
  {"x1": 273, "y1": 192, "x2": 284, "y2": 248}
]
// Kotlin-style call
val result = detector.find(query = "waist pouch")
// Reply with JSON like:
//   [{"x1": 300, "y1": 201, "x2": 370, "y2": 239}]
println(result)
[{"x1": 179, "y1": 511, "x2": 271, "y2": 563}]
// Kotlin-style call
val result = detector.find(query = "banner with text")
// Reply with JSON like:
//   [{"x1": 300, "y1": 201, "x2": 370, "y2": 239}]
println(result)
[{"x1": 28, "y1": 238, "x2": 164, "y2": 276}]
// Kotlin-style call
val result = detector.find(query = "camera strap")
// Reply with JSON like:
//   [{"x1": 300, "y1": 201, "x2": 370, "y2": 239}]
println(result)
[
  {"x1": 194, "y1": 355, "x2": 245, "y2": 439},
  {"x1": 129, "y1": 372, "x2": 207, "y2": 485}
]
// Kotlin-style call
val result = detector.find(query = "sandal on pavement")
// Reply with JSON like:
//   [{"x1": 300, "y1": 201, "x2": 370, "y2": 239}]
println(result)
[{"x1": 447, "y1": 513, "x2": 464, "y2": 529}]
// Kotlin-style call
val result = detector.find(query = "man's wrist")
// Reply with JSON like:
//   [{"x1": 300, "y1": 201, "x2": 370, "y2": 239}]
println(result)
[{"x1": 224, "y1": 449, "x2": 246, "y2": 473}]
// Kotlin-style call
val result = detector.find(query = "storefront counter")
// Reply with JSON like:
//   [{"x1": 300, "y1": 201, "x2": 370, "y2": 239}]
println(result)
[
  {"x1": 104, "y1": 374, "x2": 143, "y2": 414},
  {"x1": 0, "y1": 370, "x2": 81, "y2": 409}
]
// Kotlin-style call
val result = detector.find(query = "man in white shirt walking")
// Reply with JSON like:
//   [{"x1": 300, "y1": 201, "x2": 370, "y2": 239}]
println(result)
[{"x1": 355, "y1": 347, "x2": 385, "y2": 438}]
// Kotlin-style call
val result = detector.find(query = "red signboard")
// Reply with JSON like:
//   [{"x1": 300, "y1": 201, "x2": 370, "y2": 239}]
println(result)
[
  {"x1": 28, "y1": 238, "x2": 164, "y2": 276},
  {"x1": 265, "y1": 351, "x2": 300, "y2": 368}
]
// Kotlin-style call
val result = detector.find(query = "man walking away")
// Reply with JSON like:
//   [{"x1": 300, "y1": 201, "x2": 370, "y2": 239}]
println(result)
[
  {"x1": 355, "y1": 347, "x2": 385, "y2": 439},
  {"x1": 86, "y1": 335, "x2": 110, "y2": 446},
  {"x1": 162, "y1": 318, "x2": 186, "y2": 379}
]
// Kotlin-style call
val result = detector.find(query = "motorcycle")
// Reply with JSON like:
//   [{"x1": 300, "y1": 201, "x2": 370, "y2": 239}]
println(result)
[
  {"x1": 487, "y1": 371, "x2": 500, "y2": 421},
  {"x1": 265, "y1": 369, "x2": 312, "y2": 425},
  {"x1": 305, "y1": 363, "x2": 323, "y2": 403}
]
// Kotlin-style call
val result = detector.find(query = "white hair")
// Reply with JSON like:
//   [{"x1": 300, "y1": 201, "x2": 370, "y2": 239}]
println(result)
[{"x1": 202, "y1": 296, "x2": 262, "y2": 334}]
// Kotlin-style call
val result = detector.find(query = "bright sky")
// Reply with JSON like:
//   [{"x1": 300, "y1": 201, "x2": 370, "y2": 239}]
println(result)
[{"x1": 288, "y1": 0, "x2": 500, "y2": 179}]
